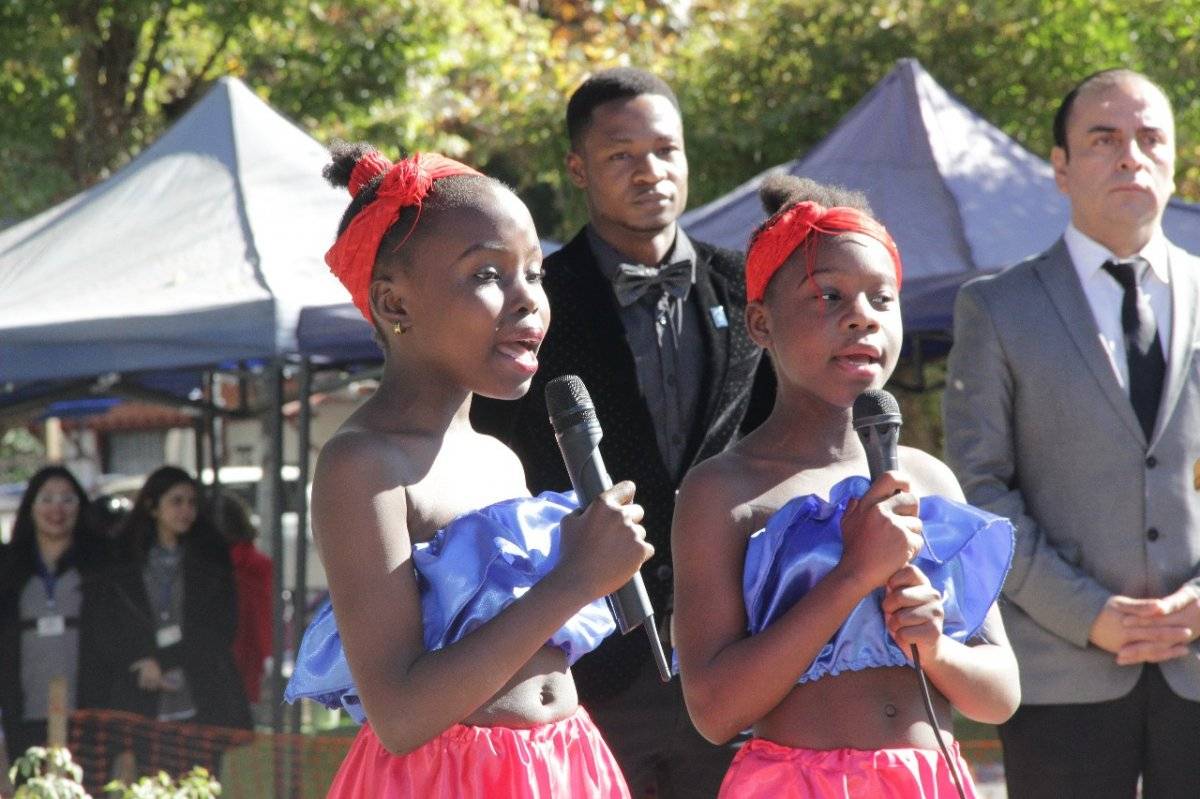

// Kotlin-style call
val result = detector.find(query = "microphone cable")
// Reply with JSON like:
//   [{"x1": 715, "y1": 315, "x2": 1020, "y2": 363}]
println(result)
[
  {"x1": 911, "y1": 645, "x2": 967, "y2": 799},
  {"x1": 853, "y1": 391, "x2": 967, "y2": 798}
]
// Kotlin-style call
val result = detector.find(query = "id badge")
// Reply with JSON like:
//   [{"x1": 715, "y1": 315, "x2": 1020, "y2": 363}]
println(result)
[
  {"x1": 37, "y1": 615, "x2": 66, "y2": 637},
  {"x1": 156, "y1": 624, "x2": 183, "y2": 648}
]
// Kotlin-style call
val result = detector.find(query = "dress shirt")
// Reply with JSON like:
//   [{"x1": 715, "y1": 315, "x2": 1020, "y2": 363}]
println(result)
[
  {"x1": 1064, "y1": 223, "x2": 1172, "y2": 390},
  {"x1": 587, "y1": 226, "x2": 705, "y2": 480}
]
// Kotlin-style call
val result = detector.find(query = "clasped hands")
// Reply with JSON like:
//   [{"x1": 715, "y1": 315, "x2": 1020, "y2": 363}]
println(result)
[{"x1": 1089, "y1": 585, "x2": 1200, "y2": 665}]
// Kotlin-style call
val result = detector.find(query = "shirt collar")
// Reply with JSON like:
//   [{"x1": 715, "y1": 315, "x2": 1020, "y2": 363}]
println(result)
[
  {"x1": 587, "y1": 225, "x2": 697, "y2": 288},
  {"x1": 1064, "y1": 223, "x2": 1170, "y2": 285}
]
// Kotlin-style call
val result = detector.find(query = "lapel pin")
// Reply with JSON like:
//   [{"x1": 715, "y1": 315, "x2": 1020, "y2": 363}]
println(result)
[{"x1": 709, "y1": 305, "x2": 728, "y2": 329}]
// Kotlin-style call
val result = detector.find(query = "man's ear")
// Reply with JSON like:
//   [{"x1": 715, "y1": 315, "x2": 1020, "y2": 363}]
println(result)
[
  {"x1": 1050, "y1": 146, "x2": 1070, "y2": 194},
  {"x1": 565, "y1": 149, "x2": 588, "y2": 190},
  {"x1": 745, "y1": 301, "x2": 772, "y2": 349},
  {"x1": 369, "y1": 274, "x2": 411, "y2": 331}
]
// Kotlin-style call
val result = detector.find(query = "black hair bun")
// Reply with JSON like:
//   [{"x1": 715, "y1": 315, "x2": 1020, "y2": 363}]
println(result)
[
  {"x1": 322, "y1": 140, "x2": 381, "y2": 189},
  {"x1": 759, "y1": 173, "x2": 874, "y2": 217}
]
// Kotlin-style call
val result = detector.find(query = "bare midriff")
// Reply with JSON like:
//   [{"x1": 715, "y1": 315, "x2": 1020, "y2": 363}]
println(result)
[
  {"x1": 754, "y1": 666, "x2": 955, "y2": 751},
  {"x1": 461, "y1": 646, "x2": 578, "y2": 727}
]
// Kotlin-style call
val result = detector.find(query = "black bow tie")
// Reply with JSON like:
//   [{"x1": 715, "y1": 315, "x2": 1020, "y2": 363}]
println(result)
[{"x1": 612, "y1": 260, "x2": 692, "y2": 307}]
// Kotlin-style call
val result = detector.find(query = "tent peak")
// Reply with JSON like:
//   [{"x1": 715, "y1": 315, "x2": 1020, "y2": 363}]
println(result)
[{"x1": 0, "y1": 70, "x2": 348, "y2": 384}]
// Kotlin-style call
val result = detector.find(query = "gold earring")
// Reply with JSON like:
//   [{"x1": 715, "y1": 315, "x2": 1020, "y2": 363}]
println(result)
[{"x1": 393, "y1": 322, "x2": 404, "y2": 335}]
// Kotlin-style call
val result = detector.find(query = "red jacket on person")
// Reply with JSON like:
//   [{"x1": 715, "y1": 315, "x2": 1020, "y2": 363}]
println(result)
[{"x1": 229, "y1": 542, "x2": 272, "y2": 704}]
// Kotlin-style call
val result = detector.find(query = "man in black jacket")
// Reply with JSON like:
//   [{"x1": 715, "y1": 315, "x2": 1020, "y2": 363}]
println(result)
[{"x1": 472, "y1": 67, "x2": 771, "y2": 798}]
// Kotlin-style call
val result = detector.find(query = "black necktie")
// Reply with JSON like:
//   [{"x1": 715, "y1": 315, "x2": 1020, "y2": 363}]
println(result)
[
  {"x1": 1102, "y1": 257, "x2": 1165, "y2": 439},
  {"x1": 612, "y1": 260, "x2": 692, "y2": 307}
]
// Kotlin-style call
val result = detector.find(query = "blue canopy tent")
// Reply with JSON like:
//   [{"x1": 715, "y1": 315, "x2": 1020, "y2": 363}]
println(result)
[
  {"x1": 0, "y1": 77, "x2": 351, "y2": 386},
  {"x1": 295, "y1": 304, "x2": 382, "y2": 366},
  {"x1": 0, "y1": 76, "x2": 354, "y2": 738},
  {"x1": 681, "y1": 58, "x2": 1200, "y2": 345}
]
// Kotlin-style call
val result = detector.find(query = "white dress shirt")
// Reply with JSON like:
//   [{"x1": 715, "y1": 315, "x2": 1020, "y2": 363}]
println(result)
[{"x1": 1064, "y1": 223, "x2": 1172, "y2": 390}]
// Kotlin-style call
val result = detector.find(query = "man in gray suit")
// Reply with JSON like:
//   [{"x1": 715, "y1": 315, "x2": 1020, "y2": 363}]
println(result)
[{"x1": 944, "y1": 69, "x2": 1200, "y2": 798}]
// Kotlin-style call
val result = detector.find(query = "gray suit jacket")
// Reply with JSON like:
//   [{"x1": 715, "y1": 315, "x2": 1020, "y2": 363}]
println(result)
[{"x1": 944, "y1": 236, "x2": 1200, "y2": 704}]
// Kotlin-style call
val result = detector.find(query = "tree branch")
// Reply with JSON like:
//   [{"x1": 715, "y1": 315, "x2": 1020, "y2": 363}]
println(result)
[
  {"x1": 128, "y1": 0, "x2": 174, "y2": 118},
  {"x1": 176, "y1": 28, "x2": 233, "y2": 109},
  {"x1": 200, "y1": 29, "x2": 234, "y2": 78},
  {"x1": 69, "y1": 0, "x2": 103, "y2": 183}
]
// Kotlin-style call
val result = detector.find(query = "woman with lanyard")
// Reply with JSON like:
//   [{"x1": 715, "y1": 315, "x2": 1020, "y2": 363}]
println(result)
[
  {"x1": 0, "y1": 465, "x2": 120, "y2": 760},
  {"x1": 109, "y1": 466, "x2": 252, "y2": 732}
]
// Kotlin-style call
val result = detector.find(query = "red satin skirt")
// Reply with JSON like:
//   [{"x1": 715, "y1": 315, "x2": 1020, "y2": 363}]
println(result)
[
  {"x1": 326, "y1": 706, "x2": 630, "y2": 798},
  {"x1": 718, "y1": 737, "x2": 978, "y2": 798}
]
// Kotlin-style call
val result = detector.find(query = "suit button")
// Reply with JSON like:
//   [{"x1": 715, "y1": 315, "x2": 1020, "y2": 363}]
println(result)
[
  {"x1": 656, "y1": 564, "x2": 673, "y2": 581},
  {"x1": 1146, "y1": 456, "x2": 1158, "y2": 468},
  {"x1": 1147, "y1": 528, "x2": 1160, "y2": 541}
]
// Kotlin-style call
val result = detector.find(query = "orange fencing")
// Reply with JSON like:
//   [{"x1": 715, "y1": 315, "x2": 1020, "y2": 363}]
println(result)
[
  {"x1": 68, "y1": 710, "x2": 354, "y2": 798},
  {"x1": 66, "y1": 709, "x2": 1005, "y2": 797}
]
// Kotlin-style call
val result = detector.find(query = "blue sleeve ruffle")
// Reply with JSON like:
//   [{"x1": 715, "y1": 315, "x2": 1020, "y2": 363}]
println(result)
[{"x1": 285, "y1": 491, "x2": 615, "y2": 723}]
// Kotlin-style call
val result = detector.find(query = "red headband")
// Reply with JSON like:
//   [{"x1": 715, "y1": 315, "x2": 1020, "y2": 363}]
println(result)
[
  {"x1": 745, "y1": 201, "x2": 902, "y2": 303},
  {"x1": 326, "y1": 151, "x2": 482, "y2": 322}
]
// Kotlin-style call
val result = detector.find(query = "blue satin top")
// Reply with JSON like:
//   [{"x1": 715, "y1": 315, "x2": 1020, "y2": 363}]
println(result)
[
  {"x1": 284, "y1": 491, "x2": 615, "y2": 723},
  {"x1": 744, "y1": 476, "x2": 1014, "y2": 684}
]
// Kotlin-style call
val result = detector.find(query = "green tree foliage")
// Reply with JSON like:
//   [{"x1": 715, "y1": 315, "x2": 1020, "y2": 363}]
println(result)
[
  {"x1": 0, "y1": 1, "x2": 277, "y2": 217},
  {"x1": 676, "y1": 0, "x2": 1199, "y2": 209},
  {"x1": 1, "y1": 0, "x2": 1196, "y2": 238},
  {"x1": 230, "y1": 0, "x2": 687, "y2": 236}
]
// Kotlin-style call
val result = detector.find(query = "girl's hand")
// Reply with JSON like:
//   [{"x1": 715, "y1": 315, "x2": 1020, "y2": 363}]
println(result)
[
  {"x1": 882, "y1": 565, "x2": 945, "y2": 660},
  {"x1": 556, "y1": 481, "x2": 654, "y2": 601},
  {"x1": 130, "y1": 657, "x2": 163, "y2": 691},
  {"x1": 838, "y1": 472, "x2": 924, "y2": 591}
]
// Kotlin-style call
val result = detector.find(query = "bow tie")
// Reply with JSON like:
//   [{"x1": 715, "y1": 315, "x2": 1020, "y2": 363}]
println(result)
[{"x1": 612, "y1": 260, "x2": 693, "y2": 307}]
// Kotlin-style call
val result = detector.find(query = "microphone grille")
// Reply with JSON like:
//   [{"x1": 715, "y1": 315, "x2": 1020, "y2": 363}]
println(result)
[
  {"x1": 545, "y1": 375, "x2": 591, "y2": 411},
  {"x1": 545, "y1": 375, "x2": 597, "y2": 434},
  {"x1": 852, "y1": 389, "x2": 901, "y2": 424}
]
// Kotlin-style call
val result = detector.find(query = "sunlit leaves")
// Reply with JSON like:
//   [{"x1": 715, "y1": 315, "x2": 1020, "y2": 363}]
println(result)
[{"x1": 0, "y1": 0, "x2": 1196, "y2": 231}]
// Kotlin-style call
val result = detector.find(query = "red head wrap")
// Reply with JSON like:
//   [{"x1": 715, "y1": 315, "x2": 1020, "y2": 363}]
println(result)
[
  {"x1": 745, "y1": 201, "x2": 902, "y2": 303},
  {"x1": 326, "y1": 151, "x2": 482, "y2": 322}
]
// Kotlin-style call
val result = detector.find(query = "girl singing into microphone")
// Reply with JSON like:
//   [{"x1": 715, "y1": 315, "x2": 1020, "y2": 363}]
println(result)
[
  {"x1": 286, "y1": 141, "x2": 650, "y2": 797},
  {"x1": 671, "y1": 176, "x2": 1020, "y2": 797}
]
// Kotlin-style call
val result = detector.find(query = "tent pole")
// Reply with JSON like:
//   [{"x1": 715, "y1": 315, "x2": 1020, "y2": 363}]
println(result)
[
  {"x1": 192, "y1": 417, "x2": 205, "y2": 489},
  {"x1": 208, "y1": 371, "x2": 221, "y2": 493},
  {"x1": 289, "y1": 359, "x2": 313, "y2": 735},
  {"x1": 239, "y1": 362, "x2": 250, "y2": 413},
  {"x1": 265, "y1": 360, "x2": 288, "y2": 735},
  {"x1": 913, "y1": 334, "x2": 926, "y2": 392}
]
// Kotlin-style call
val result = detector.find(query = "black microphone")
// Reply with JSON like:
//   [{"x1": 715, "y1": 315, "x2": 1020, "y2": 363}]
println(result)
[
  {"x1": 852, "y1": 389, "x2": 902, "y2": 480},
  {"x1": 851, "y1": 388, "x2": 967, "y2": 799},
  {"x1": 545, "y1": 374, "x2": 672, "y2": 682}
]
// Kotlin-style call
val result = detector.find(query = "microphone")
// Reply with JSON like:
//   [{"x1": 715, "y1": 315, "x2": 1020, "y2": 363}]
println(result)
[
  {"x1": 852, "y1": 388, "x2": 902, "y2": 480},
  {"x1": 851, "y1": 388, "x2": 967, "y2": 799},
  {"x1": 545, "y1": 375, "x2": 672, "y2": 682}
]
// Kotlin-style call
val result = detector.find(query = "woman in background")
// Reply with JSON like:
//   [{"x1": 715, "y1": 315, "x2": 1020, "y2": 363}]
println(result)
[
  {"x1": 110, "y1": 466, "x2": 252, "y2": 731},
  {"x1": 0, "y1": 465, "x2": 126, "y2": 759}
]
